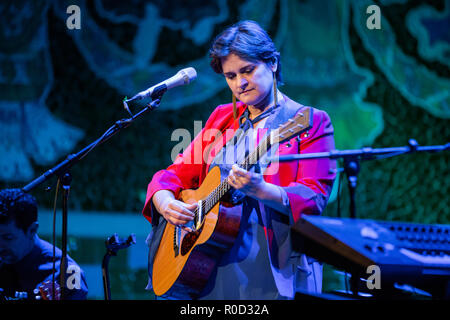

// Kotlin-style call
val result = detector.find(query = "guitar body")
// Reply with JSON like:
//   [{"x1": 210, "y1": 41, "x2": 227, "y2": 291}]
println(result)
[{"x1": 152, "y1": 166, "x2": 242, "y2": 299}]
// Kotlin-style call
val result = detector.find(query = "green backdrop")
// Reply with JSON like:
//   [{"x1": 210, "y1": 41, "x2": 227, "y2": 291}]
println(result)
[{"x1": 0, "y1": 0, "x2": 448, "y2": 299}]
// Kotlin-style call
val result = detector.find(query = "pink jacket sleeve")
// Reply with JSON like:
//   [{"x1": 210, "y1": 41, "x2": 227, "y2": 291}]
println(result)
[{"x1": 278, "y1": 109, "x2": 336, "y2": 223}]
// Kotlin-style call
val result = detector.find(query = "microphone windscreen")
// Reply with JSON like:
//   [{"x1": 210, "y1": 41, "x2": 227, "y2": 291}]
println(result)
[{"x1": 179, "y1": 67, "x2": 197, "y2": 84}]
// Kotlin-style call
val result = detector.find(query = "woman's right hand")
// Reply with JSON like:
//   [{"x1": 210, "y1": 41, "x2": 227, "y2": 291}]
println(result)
[{"x1": 153, "y1": 190, "x2": 197, "y2": 229}]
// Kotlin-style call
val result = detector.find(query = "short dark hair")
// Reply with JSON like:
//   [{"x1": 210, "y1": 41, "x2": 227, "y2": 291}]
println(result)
[
  {"x1": 209, "y1": 20, "x2": 283, "y2": 84},
  {"x1": 0, "y1": 189, "x2": 38, "y2": 232}
]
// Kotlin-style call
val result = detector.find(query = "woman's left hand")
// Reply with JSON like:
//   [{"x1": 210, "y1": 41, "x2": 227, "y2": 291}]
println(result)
[{"x1": 227, "y1": 164, "x2": 264, "y2": 197}]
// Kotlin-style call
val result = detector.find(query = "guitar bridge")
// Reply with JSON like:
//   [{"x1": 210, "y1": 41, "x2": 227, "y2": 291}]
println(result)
[{"x1": 173, "y1": 226, "x2": 181, "y2": 257}]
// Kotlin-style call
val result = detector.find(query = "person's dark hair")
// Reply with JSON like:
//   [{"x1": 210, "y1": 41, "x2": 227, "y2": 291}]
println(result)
[
  {"x1": 210, "y1": 20, "x2": 283, "y2": 84},
  {"x1": 0, "y1": 188, "x2": 38, "y2": 232}
]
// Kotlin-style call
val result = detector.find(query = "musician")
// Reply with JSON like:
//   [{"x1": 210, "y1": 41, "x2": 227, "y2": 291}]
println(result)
[
  {"x1": 0, "y1": 188, "x2": 88, "y2": 300},
  {"x1": 143, "y1": 20, "x2": 336, "y2": 299}
]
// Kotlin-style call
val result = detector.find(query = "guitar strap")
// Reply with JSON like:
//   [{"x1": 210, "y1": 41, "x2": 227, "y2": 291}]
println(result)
[{"x1": 238, "y1": 103, "x2": 281, "y2": 131}]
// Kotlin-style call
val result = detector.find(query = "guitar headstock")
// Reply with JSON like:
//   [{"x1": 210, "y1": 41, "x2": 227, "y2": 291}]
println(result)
[
  {"x1": 271, "y1": 107, "x2": 313, "y2": 145},
  {"x1": 38, "y1": 280, "x2": 61, "y2": 300}
]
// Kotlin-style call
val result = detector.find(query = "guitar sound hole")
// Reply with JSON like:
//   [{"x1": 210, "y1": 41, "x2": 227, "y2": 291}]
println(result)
[{"x1": 180, "y1": 226, "x2": 203, "y2": 256}]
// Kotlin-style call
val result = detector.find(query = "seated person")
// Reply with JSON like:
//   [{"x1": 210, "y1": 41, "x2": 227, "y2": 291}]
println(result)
[{"x1": 0, "y1": 188, "x2": 88, "y2": 300}]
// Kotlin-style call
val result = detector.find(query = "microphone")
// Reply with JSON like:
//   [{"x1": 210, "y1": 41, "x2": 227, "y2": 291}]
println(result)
[{"x1": 128, "y1": 67, "x2": 197, "y2": 102}]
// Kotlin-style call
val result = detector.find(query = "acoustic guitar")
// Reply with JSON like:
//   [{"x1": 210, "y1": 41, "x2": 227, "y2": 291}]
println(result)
[{"x1": 152, "y1": 107, "x2": 313, "y2": 298}]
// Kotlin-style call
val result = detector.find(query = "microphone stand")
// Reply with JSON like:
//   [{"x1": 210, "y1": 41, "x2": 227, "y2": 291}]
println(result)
[
  {"x1": 343, "y1": 158, "x2": 359, "y2": 219},
  {"x1": 271, "y1": 139, "x2": 449, "y2": 220},
  {"x1": 102, "y1": 234, "x2": 136, "y2": 300},
  {"x1": 268, "y1": 139, "x2": 449, "y2": 297},
  {"x1": 21, "y1": 95, "x2": 163, "y2": 299}
]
